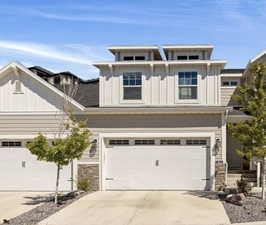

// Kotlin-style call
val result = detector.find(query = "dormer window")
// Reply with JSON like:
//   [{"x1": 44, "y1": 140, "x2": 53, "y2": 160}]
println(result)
[
  {"x1": 123, "y1": 72, "x2": 142, "y2": 100},
  {"x1": 123, "y1": 56, "x2": 146, "y2": 61},
  {"x1": 14, "y1": 80, "x2": 23, "y2": 94},
  {"x1": 135, "y1": 56, "x2": 145, "y2": 60},
  {"x1": 189, "y1": 55, "x2": 199, "y2": 60},
  {"x1": 177, "y1": 55, "x2": 188, "y2": 60},
  {"x1": 123, "y1": 56, "x2": 134, "y2": 61}
]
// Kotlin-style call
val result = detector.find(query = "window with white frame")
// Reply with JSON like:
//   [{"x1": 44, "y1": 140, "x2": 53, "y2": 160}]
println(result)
[
  {"x1": 178, "y1": 72, "x2": 198, "y2": 100},
  {"x1": 123, "y1": 72, "x2": 142, "y2": 100},
  {"x1": 222, "y1": 80, "x2": 238, "y2": 87}
]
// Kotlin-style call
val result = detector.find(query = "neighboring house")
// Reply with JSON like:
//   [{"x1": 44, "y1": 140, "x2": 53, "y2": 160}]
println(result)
[{"x1": 0, "y1": 46, "x2": 265, "y2": 192}]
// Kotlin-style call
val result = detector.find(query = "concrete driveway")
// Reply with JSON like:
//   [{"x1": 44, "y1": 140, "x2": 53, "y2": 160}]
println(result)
[
  {"x1": 39, "y1": 191, "x2": 230, "y2": 225},
  {"x1": 0, "y1": 192, "x2": 50, "y2": 222}
]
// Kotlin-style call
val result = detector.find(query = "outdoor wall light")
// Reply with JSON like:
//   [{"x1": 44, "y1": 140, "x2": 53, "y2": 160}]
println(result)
[{"x1": 214, "y1": 138, "x2": 222, "y2": 156}]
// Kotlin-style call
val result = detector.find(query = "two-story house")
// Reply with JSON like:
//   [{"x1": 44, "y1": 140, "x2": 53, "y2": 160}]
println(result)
[{"x1": 0, "y1": 45, "x2": 263, "y2": 192}]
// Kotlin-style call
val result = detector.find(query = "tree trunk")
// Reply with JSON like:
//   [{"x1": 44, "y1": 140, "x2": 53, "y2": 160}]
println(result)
[
  {"x1": 55, "y1": 164, "x2": 61, "y2": 204},
  {"x1": 262, "y1": 159, "x2": 265, "y2": 200}
]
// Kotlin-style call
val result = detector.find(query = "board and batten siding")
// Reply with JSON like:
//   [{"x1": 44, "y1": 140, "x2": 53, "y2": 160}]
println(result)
[
  {"x1": 78, "y1": 113, "x2": 223, "y2": 162},
  {"x1": 0, "y1": 71, "x2": 66, "y2": 112},
  {"x1": 100, "y1": 64, "x2": 222, "y2": 107}
]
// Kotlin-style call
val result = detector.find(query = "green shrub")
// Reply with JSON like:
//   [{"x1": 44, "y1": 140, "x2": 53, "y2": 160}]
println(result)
[
  {"x1": 77, "y1": 178, "x2": 90, "y2": 192},
  {"x1": 237, "y1": 178, "x2": 252, "y2": 195}
]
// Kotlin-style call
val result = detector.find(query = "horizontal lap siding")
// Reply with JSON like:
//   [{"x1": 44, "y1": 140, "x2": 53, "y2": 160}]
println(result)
[
  {"x1": 221, "y1": 88, "x2": 236, "y2": 106},
  {"x1": 0, "y1": 114, "x2": 65, "y2": 135},
  {"x1": 78, "y1": 113, "x2": 223, "y2": 162},
  {"x1": 0, "y1": 113, "x2": 222, "y2": 163}
]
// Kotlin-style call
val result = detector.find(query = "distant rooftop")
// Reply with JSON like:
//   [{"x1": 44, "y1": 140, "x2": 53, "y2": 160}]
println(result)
[
  {"x1": 221, "y1": 69, "x2": 245, "y2": 74},
  {"x1": 162, "y1": 44, "x2": 214, "y2": 50}
]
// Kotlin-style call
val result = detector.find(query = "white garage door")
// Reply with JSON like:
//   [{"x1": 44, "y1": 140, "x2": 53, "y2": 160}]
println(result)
[
  {"x1": 105, "y1": 138, "x2": 210, "y2": 190},
  {"x1": 0, "y1": 141, "x2": 73, "y2": 191}
]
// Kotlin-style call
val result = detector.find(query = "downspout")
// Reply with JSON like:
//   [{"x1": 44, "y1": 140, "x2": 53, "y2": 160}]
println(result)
[{"x1": 224, "y1": 109, "x2": 230, "y2": 186}]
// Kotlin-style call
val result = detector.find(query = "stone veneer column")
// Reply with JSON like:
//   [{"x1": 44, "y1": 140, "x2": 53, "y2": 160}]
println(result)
[
  {"x1": 215, "y1": 161, "x2": 226, "y2": 191},
  {"x1": 78, "y1": 164, "x2": 99, "y2": 191}
]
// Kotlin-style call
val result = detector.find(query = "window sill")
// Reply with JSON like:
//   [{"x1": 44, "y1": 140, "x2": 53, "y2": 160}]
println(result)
[
  {"x1": 221, "y1": 86, "x2": 238, "y2": 89},
  {"x1": 175, "y1": 99, "x2": 200, "y2": 104},
  {"x1": 120, "y1": 99, "x2": 144, "y2": 104}
]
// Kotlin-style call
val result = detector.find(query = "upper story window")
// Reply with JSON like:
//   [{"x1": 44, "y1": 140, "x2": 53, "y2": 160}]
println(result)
[
  {"x1": 123, "y1": 72, "x2": 142, "y2": 100},
  {"x1": 123, "y1": 56, "x2": 146, "y2": 61},
  {"x1": 177, "y1": 55, "x2": 188, "y2": 60},
  {"x1": 54, "y1": 76, "x2": 61, "y2": 84},
  {"x1": 178, "y1": 72, "x2": 198, "y2": 100},
  {"x1": 189, "y1": 55, "x2": 199, "y2": 60},
  {"x1": 177, "y1": 55, "x2": 200, "y2": 60},
  {"x1": 222, "y1": 80, "x2": 238, "y2": 87},
  {"x1": 135, "y1": 56, "x2": 145, "y2": 60},
  {"x1": 123, "y1": 56, "x2": 134, "y2": 61}
]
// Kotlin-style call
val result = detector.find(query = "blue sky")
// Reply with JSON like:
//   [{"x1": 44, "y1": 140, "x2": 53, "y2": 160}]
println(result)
[{"x1": 0, "y1": 0, "x2": 265, "y2": 79}]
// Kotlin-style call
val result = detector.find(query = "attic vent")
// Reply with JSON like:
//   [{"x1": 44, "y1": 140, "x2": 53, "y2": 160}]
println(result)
[{"x1": 14, "y1": 80, "x2": 23, "y2": 94}]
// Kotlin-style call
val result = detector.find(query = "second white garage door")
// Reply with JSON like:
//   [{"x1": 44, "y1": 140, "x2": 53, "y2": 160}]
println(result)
[
  {"x1": 105, "y1": 139, "x2": 210, "y2": 190},
  {"x1": 0, "y1": 140, "x2": 73, "y2": 191}
]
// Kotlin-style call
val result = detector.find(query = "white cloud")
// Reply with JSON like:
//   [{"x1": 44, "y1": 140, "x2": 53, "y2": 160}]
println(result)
[
  {"x1": 0, "y1": 40, "x2": 107, "y2": 78},
  {"x1": 0, "y1": 41, "x2": 95, "y2": 65},
  {"x1": 30, "y1": 10, "x2": 158, "y2": 26}
]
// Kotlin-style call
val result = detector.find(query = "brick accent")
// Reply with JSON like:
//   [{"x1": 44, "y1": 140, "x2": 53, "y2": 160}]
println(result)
[
  {"x1": 215, "y1": 161, "x2": 226, "y2": 191},
  {"x1": 78, "y1": 164, "x2": 99, "y2": 191}
]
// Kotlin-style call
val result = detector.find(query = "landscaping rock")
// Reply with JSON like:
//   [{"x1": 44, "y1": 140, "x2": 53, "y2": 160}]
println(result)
[
  {"x1": 225, "y1": 194, "x2": 243, "y2": 206},
  {"x1": 222, "y1": 192, "x2": 266, "y2": 223}
]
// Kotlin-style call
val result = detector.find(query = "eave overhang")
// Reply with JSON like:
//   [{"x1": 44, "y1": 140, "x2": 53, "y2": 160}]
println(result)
[
  {"x1": 83, "y1": 106, "x2": 231, "y2": 115},
  {"x1": 93, "y1": 60, "x2": 227, "y2": 68}
]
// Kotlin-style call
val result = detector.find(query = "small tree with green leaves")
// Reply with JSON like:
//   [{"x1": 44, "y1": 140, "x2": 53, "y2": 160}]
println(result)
[
  {"x1": 229, "y1": 62, "x2": 266, "y2": 199},
  {"x1": 27, "y1": 115, "x2": 91, "y2": 204}
]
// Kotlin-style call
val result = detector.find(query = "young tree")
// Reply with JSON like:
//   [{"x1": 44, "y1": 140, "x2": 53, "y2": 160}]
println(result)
[
  {"x1": 229, "y1": 62, "x2": 266, "y2": 199},
  {"x1": 27, "y1": 115, "x2": 91, "y2": 204}
]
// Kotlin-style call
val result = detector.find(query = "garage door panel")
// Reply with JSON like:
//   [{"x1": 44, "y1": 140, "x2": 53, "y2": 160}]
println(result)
[
  {"x1": 106, "y1": 145, "x2": 209, "y2": 190},
  {"x1": 0, "y1": 147, "x2": 72, "y2": 191}
]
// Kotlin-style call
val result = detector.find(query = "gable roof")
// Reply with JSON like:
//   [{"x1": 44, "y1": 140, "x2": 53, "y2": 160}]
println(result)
[{"x1": 0, "y1": 61, "x2": 85, "y2": 110}]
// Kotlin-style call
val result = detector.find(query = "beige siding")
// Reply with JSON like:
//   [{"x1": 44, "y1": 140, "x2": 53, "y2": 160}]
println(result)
[
  {"x1": 100, "y1": 64, "x2": 223, "y2": 107},
  {"x1": 221, "y1": 88, "x2": 236, "y2": 106},
  {"x1": 78, "y1": 113, "x2": 223, "y2": 162},
  {"x1": 220, "y1": 77, "x2": 240, "y2": 106},
  {"x1": 0, "y1": 114, "x2": 66, "y2": 135}
]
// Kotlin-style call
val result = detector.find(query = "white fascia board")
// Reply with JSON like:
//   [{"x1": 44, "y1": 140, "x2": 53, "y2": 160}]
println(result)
[
  {"x1": 0, "y1": 62, "x2": 85, "y2": 111},
  {"x1": 250, "y1": 50, "x2": 266, "y2": 63},
  {"x1": 162, "y1": 45, "x2": 214, "y2": 50},
  {"x1": 93, "y1": 60, "x2": 227, "y2": 67},
  {"x1": 108, "y1": 45, "x2": 160, "y2": 51},
  {"x1": 220, "y1": 73, "x2": 243, "y2": 77}
]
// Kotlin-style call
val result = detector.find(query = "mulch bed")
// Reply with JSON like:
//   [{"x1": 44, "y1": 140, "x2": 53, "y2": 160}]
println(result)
[
  {"x1": 1, "y1": 191, "x2": 90, "y2": 225},
  {"x1": 222, "y1": 192, "x2": 266, "y2": 224}
]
